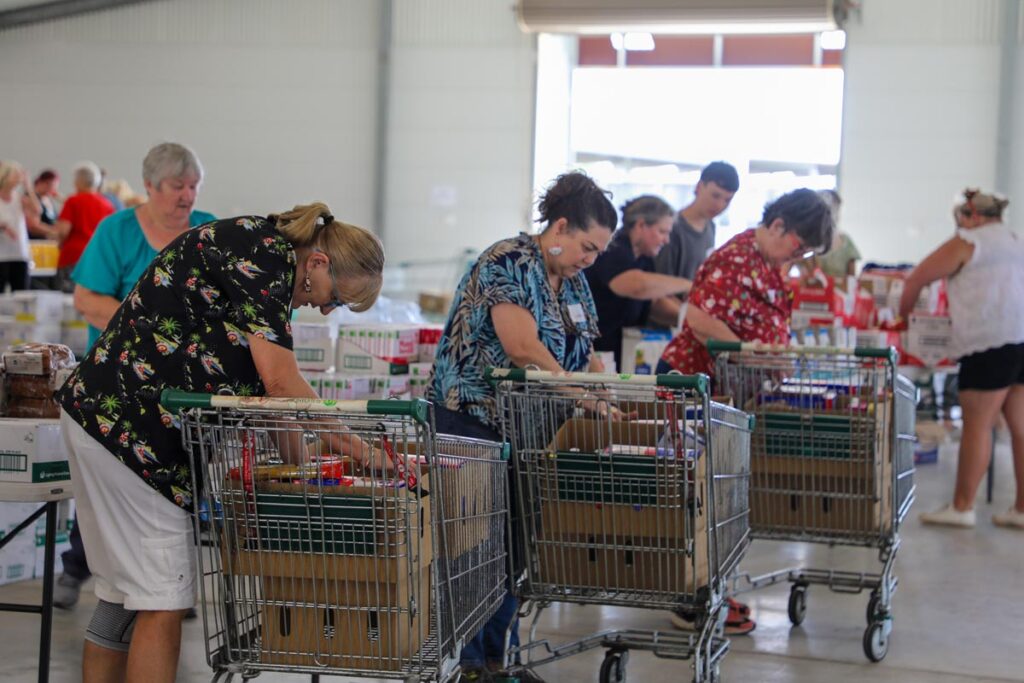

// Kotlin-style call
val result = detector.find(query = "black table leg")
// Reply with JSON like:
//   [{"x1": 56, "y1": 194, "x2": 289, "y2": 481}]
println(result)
[{"x1": 38, "y1": 501, "x2": 57, "y2": 683}]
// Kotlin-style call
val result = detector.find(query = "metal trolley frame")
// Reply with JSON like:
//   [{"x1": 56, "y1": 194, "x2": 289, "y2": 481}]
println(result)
[
  {"x1": 161, "y1": 391, "x2": 509, "y2": 683},
  {"x1": 708, "y1": 342, "x2": 916, "y2": 662},
  {"x1": 485, "y1": 369, "x2": 753, "y2": 683}
]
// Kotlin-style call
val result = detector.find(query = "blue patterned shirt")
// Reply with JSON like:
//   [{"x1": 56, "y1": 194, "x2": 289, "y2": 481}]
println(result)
[{"x1": 427, "y1": 233, "x2": 599, "y2": 431}]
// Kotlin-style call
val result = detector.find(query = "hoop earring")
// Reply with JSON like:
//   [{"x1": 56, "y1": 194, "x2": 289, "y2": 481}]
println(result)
[
  {"x1": 303, "y1": 275, "x2": 312, "y2": 293},
  {"x1": 547, "y1": 246, "x2": 563, "y2": 256}
]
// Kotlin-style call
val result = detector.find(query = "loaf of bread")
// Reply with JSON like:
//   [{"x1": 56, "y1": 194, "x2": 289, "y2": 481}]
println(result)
[
  {"x1": 6, "y1": 396, "x2": 61, "y2": 419},
  {"x1": 3, "y1": 343, "x2": 76, "y2": 376}
]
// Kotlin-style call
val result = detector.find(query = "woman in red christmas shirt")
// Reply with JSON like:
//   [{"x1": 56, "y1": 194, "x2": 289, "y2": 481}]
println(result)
[
  {"x1": 657, "y1": 189, "x2": 834, "y2": 378},
  {"x1": 657, "y1": 189, "x2": 834, "y2": 635}
]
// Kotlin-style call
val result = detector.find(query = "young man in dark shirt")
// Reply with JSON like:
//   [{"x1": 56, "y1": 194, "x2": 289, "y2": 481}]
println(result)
[{"x1": 649, "y1": 161, "x2": 739, "y2": 327}]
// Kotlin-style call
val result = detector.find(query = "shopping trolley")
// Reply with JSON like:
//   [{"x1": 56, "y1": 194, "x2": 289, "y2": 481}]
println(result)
[
  {"x1": 161, "y1": 391, "x2": 509, "y2": 682},
  {"x1": 707, "y1": 341, "x2": 916, "y2": 662},
  {"x1": 484, "y1": 369, "x2": 753, "y2": 683}
]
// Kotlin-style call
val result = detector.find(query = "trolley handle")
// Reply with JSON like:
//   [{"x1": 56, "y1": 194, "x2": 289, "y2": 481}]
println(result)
[
  {"x1": 483, "y1": 367, "x2": 708, "y2": 393},
  {"x1": 159, "y1": 389, "x2": 430, "y2": 422},
  {"x1": 705, "y1": 340, "x2": 897, "y2": 362}
]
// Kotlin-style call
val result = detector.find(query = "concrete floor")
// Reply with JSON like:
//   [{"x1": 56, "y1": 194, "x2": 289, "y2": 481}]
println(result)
[{"x1": 0, "y1": 438, "x2": 1021, "y2": 682}]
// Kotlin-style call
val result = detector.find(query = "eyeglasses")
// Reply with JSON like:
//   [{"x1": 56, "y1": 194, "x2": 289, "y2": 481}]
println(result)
[
  {"x1": 786, "y1": 231, "x2": 817, "y2": 260},
  {"x1": 316, "y1": 249, "x2": 349, "y2": 310}
]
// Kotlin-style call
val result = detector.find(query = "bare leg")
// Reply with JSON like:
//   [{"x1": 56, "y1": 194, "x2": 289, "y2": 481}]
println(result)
[
  {"x1": 953, "y1": 388, "x2": 1009, "y2": 511},
  {"x1": 125, "y1": 610, "x2": 185, "y2": 683},
  {"x1": 1001, "y1": 384, "x2": 1024, "y2": 512},
  {"x1": 83, "y1": 641, "x2": 127, "y2": 683}
]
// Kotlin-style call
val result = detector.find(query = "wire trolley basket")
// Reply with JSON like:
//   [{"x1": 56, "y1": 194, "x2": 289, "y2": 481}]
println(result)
[
  {"x1": 485, "y1": 369, "x2": 753, "y2": 683},
  {"x1": 162, "y1": 390, "x2": 509, "y2": 682},
  {"x1": 708, "y1": 341, "x2": 916, "y2": 662}
]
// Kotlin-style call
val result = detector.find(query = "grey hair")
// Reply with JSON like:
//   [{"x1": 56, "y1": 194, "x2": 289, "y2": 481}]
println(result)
[
  {"x1": 73, "y1": 162, "x2": 102, "y2": 190},
  {"x1": 142, "y1": 142, "x2": 204, "y2": 188}
]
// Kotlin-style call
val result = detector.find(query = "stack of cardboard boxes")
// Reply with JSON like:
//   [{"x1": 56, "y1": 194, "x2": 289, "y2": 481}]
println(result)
[
  {"x1": 222, "y1": 479, "x2": 433, "y2": 670},
  {"x1": 532, "y1": 417, "x2": 709, "y2": 595}
]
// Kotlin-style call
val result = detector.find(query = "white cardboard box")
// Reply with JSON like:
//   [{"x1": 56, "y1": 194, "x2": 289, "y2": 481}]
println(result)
[
  {"x1": 620, "y1": 328, "x2": 672, "y2": 375},
  {"x1": 0, "y1": 502, "x2": 42, "y2": 586},
  {"x1": 0, "y1": 292, "x2": 66, "y2": 324},
  {"x1": 0, "y1": 419, "x2": 70, "y2": 486},
  {"x1": 906, "y1": 314, "x2": 954, "y2": 366},
  {"x1": 292, "y1": 322, "x2": 337, "y2": 372}
]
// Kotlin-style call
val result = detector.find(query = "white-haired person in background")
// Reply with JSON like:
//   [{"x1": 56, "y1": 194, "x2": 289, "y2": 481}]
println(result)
[
  {"x1": 900, "y1": 188, "x2": 1024, "y2": 530},
  {"x1": 54, "y1": 143, "x2": 216, "y2": 613},
  {"x1": 53, "y1": 161, "x2": 116, "y2": 292}
]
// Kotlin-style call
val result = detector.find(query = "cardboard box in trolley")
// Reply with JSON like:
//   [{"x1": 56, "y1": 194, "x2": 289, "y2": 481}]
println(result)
[
  {"x1": 747, "y1": 391, "x2": 894, "y2": 535},
  {"x1": 222, "y1": 481, "x2": 433, "y2": 670},
  {"x1": 535, "y1": 418, "x2": 709, "y2": 593}
]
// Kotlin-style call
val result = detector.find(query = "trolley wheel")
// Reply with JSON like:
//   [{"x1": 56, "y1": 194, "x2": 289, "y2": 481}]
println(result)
[
  {"x1": 787, "y1": 585, "x2": 808, "y2": 626},
  {"x1": 863, "y1": 620, "x2": 889, "y2": 662},
  {"x1": 866, "y1": 592, "x2": 881, "y2": 624},
  {"x1": 599, "y1": 649, "x2": 628, "y2": 683}
]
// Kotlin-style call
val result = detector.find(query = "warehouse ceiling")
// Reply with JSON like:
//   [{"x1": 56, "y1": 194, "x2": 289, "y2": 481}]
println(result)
[{"x1": 0, "y1": 0, "x2": 159, "y2": 30}]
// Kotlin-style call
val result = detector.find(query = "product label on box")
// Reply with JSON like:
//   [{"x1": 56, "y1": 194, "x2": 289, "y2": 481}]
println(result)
[
  {"x1": 4, "y1": 352, "x2": 45, "y2": 375},
  {"x1": 0, "y1": 452, "x2": 27, "y2": 473},
  {"x1": 32, "y1": 461, "x2": 70, "y2": 483}
]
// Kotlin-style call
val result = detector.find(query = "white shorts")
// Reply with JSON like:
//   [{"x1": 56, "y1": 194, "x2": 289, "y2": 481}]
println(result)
[{"x1": 61, "y1": 410, "x2": 196, "y2": 611}]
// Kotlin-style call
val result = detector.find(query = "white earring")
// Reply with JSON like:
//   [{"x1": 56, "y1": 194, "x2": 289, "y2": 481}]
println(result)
[{"x1": 547, "y1": 246, "x2": 563, "y2": 256}]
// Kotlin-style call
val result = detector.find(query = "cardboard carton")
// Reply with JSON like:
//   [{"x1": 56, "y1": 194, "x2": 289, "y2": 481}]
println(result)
[
  {"x1": 221, "y1": 482, "x2": 434, "y2": 670},
  {"x1": 0, "y1": 419, "x2": 70, "y2": 486},
  {"x1": 259, "y1": 565, "x2": 431, "y2": 670},
  {"x1": 748, "y1": 396, "x2": 894, "y2": 535},
  {"x1": 533, "y1": 416, "x2": 710, "y2": 592}
]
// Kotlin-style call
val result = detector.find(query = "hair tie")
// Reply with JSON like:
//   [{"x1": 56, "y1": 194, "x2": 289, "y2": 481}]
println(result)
[{"x1": 318, "y1": 213, "x2": 334, "y2": 227}]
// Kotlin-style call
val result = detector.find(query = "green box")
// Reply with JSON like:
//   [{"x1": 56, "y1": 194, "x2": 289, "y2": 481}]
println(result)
[
  {"x1": 548, "y1": 451, "x2": 685, "y2": 506},
  {"x1": 245, "y1": 491, "x2": 388, "y2": 555},
  {"x1": 761, "y1": 411, "x2": 872, "y2": 459}
]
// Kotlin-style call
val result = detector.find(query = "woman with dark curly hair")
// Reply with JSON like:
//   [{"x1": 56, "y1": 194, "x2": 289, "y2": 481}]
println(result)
[{"x1": 428, "y1": 170, "x2": 616, "y2": 681}]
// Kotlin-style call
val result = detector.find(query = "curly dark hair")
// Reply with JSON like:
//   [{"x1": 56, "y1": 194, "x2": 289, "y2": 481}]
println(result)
[{"x1": 537, "y1": 171, "x2": 617, "y2": 233}]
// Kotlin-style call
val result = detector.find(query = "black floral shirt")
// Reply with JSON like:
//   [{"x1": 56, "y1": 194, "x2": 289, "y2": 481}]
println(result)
[{"x1": 57, "y1": 216, "x2": 295, "y2": 511}]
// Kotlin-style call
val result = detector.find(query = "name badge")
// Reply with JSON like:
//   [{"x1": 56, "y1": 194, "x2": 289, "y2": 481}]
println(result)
[{"x1": 567, "y1": 303, "x2": 587, "y2": 323}]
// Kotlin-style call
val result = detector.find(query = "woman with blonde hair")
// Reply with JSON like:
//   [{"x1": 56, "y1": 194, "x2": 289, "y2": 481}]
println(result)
[
  {"x1": 901, "y1": 188, "x2": 1024, "y2": 530},
  {"x1": 56, "y1": 203, "x2": 385, "y2": 683},
  {"x1": 0, "y1": 161, "x2": 41, "y2": 291}
]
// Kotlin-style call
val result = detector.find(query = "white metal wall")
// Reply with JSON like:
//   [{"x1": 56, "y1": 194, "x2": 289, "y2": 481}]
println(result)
[
  {"x1": 839, "y1": 0, "x2": 1009, "y2": 263},
  {"x1": 0, "y1": 0, "x2": 381, "y2": 227},
  {"x1": 384, "y1": 0, "x2": 537, "y2": 264}
]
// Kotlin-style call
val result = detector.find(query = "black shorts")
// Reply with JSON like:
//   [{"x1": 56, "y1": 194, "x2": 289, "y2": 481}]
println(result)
[{"x1": 959, "y1": 342, "x2": 1024, "y2": 390}]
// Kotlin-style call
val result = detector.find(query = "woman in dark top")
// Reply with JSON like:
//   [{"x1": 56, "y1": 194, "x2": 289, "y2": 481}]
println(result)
[{"x1": 56, "y1": 203, "x2": 384, "y2": 683}]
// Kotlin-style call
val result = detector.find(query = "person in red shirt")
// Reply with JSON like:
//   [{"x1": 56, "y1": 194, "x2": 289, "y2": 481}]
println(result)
[
  {"x1": 658, "y1": 188, "x2": 834, "y2": 636},
  {"x1": 658, "y1": 188, "x2": 834, "y2": 378},
  {"x1": 55, "y1": 162, "x2": 114, "y2": 291}
]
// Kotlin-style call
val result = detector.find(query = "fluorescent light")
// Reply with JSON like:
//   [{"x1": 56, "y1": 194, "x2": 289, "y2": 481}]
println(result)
[
  {"x1": 610, "y1": 32, "x2": 655, "y2": 51},
  {"x1": 819, "y1": 30, "x2": 846, "y2": 50}
]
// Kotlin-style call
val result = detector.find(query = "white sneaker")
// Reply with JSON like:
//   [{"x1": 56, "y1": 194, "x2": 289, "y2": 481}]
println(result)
[
  {"x1": 992, "y1": 507, "x2": 1024, "y2": 530},
  {"x1": 920, "y1": 503, "x2": 976, "y2": 528}
]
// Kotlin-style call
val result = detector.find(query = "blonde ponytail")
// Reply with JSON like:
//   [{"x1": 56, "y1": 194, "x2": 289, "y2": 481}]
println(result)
[{"x1": 273, "y1": 203, "x2": 385, "y2": 312}]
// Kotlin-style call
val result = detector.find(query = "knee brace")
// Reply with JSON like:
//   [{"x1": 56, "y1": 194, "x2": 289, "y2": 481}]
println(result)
[{"x1": 85, "y1": 600, "x2": 138, "y2": 652}]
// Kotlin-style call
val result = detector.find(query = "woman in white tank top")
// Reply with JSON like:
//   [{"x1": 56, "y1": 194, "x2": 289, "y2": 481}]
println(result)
[
  {"x1": 899, "y1": 189, "x2": 1024, "y2": 530},
  {"x1": 0, "y1": 161, "x2": 38, "y2": 292}
]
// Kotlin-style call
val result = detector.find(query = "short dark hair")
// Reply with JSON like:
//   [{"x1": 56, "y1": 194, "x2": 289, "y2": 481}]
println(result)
[
  {"x1": 699, "y1": 161, "x2": 740, "y2": 193},
  {"x1": 537, "y1": 171, "x2": 617, "y2": 233},
  {"x1": 762, "y1": 188, "x2": 834, "y2": 252},
  {"x1": 35, "y1": 169, "x2": 58, "y2": 184},
  {"x1": 620, "y1": 195, "x2": 673, "y2": 231}
]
